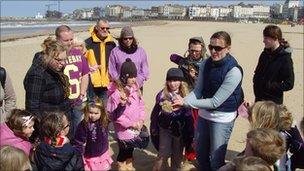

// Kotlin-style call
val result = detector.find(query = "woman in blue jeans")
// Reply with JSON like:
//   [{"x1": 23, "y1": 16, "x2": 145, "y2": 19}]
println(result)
[{"x1": 173, "y1": 31, "x2": 243, "y2": 171}]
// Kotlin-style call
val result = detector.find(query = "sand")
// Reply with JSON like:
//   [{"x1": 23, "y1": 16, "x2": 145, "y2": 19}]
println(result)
[{"x1": 1, "y1": 21, "x2": 303, "y2": 170}]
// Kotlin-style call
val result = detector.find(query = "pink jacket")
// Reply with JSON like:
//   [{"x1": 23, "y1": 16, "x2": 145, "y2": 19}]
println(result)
[
  {"x1": 0, "y1": 123, "x2": 32, "y2": 155},
  {"x1": 106, "y1": 82, "x2": 146, "y2": 140}
]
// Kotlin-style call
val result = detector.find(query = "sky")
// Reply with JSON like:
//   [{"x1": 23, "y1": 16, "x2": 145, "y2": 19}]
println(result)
[{"x1": 0, "y1": 0, "x2": 296, "y2": 17}]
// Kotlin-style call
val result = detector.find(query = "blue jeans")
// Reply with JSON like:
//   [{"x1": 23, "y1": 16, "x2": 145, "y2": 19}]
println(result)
[
  {"x1": 196, "y1": 117, "x2": 235, "y2": 171},
  {"x1": 87, "y1": 81, "x2": 108, "y2": 106},
  {"x1": 70, "y1": 104, "x2": 83, "y2": 139}
]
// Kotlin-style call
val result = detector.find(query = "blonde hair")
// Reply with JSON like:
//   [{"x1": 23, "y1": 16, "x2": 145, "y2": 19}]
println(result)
[
  {"x1": 246, "y1": 128, "x2": 285, "y2": 165},
  {"x1": 231, "y1": 156, "x2": 272, "y2": 171},
  {"x1": 277, "y1": 104, "x2": 293, "y2": 131},
  {"x1": 0, "y1": 145, "x2": 32, "y2": 171},
  {"x1": 40, "y1": 37, "x2": 67, "y2": 66},
  {"x1": 6, "y1": 109, "x2": 36, "y2": 138},
  {"x1": 249, "y1": 101, "x2": 280, "y2": 130},
  {"x1": 163, "y1": 81, "x2": 189, "y2": 101},
  {"x1": 73, "y1": 37, "x2": 87, "y2": 54},
  {"x1": 83, "y1": 97, "x2": 110, "y2": 128}
]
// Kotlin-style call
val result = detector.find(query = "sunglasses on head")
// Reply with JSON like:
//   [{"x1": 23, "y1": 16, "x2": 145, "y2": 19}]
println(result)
[
  {"x1": 208, "y1": 45, "x2": 226, "y2": 52},
  {"x1": 123, "y1": 37, "x2": 133, "y2": 41}
]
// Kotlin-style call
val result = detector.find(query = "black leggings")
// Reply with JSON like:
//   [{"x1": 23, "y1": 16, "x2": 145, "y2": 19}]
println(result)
[{"x1": 117, "y1": 147, "x2": 134, "y2": 162}]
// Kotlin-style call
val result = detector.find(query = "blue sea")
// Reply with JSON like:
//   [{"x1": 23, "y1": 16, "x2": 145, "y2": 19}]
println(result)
[{"x1": 0, "y1": 20, "x2": 123, "y2": 37}]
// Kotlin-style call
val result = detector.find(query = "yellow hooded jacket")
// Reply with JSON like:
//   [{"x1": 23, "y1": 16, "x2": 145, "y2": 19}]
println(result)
[{"x1": 85, "y1": 26, "x2": 116, "y2": 88}]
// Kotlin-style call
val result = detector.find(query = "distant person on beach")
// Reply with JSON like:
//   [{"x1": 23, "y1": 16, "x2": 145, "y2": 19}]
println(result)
[
  {"x1": 173, "y1": 31, "x2": 243, "y2": 171},
  {"x1": 85, "y1": 19, "x2": 116, "y2": 104},
  {"x1": 253, "y1": 25, "x2": 294, "y2": 104},
  {"x1": 170, "y1": 36, "x2": 208, "y2": 161},
  {"x1": 24, "y1": 37, "x2": 70, "y2": 119},
  {"x1": 0, "y1": 66, "x2": 16, "y2": 123},
  {"x1": 108, "y1": 26, "x2": 149, "y2": 91},
  {"x1": 55, "y1": 25, "x2": 90, "y2": 138}
]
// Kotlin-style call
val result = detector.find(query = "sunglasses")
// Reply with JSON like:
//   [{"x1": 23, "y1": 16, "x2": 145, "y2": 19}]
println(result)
[
  {"x1": 208, "y1": 45, "x2": 226, "y2": 52},
  {"x1": 123, "y1": 37, "x2": 133, "y2": 41},
  {"x1": 96, "y1": 26, "x2": 110, "y2": 31}
]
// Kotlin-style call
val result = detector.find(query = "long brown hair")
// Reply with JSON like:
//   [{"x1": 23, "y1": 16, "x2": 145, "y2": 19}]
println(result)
[
  {"x1": 83, "y1": 97, "x2": 110, "y2": 128},
  {"x1": 40, "y1": 37, "x2": 67, "y2": 66},
  {"x1": 263, "y1": 25, "x2": 290, "y2": 48}
]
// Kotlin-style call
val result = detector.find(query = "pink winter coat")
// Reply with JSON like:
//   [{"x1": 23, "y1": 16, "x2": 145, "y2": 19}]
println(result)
[
  {"x1": 0, "y1": 123, "x2": 32, "y2": 155},
  {"x1": 106, "y1": 82, "x2": 146, "y2": 140}
]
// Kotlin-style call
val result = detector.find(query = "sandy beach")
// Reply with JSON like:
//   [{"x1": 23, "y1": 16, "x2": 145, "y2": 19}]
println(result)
[{"x1": 1, "y1": 21, "x2": 303, "y2": 170}]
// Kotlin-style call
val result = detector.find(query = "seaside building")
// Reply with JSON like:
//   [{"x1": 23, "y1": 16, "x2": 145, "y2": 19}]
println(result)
[
  {"x1": 282, "y1": 0, "x2": 300, "y2": 21},
  {"x1": 188, "y1": 5, "x2": 211, "y2": 19},
  {"x1": 232, "y1": 4, "x2": 270, "y2": 19},
  {"x1": 73, "y1": 8, "x2": 94, "y2": 20},
  {"x1": 160, "y1": 4, "x2": 187, "y2": 19},
  {"x1": 104, "y1": 5, "x2": 123, "y2": 18},
  {"x1": 35, "y1": 13, "x2": 44, "y2": 19}
]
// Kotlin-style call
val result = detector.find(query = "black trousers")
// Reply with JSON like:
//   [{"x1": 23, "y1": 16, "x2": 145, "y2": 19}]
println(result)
[{"x1": 117, "y1": 146, "x2": 134, "y2": 162}]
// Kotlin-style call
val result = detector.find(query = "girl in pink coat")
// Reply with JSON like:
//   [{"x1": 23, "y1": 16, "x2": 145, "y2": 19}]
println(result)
[
  {"x1": 107, "y1": 58, "x2": 146, "y2": 170},
  {"x1": 0, "y1": 109, "x2": 35, "y2": 155}
]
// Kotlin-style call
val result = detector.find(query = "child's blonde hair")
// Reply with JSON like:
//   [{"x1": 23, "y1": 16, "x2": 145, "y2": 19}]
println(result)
[
  {"x1": 83, "y1": 97, "x2": 110, "y2": 128},
  {"x1": 246, "y1": 128, "x2": 285, "y2": 165},
  {"x1": 6, "y1": 109, "x2": 36, "y2": 138},
  {"x1": 0, "y1": 145, "x2": 32, "y2": 171},
  {"x1": 278, "y1": 104, "x2": 293, "y2": 131},
  {"x1": 163, "y1": 81, "x2": 189, "y2": 101},
  {"x1": 248, "y1": 101, "x2": 280, "y2": 130},
  {"x1": 73, "y1": 37, "x2": 87, "y2": 54},
  {"x1": 225, "y1": 156, "x2": 272, "y2": 171}
]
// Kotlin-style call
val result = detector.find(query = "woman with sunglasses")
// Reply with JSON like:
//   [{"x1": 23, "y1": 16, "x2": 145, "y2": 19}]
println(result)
[
  {"x1": 253, "y1": 25, "x2": 294, "y2": 105},
  {"x1": 108, "y1": 26, "x2": 149, "y2": 89},
  {"x1": 173, "y1": 31, "x2": 243, "y2": 171}
]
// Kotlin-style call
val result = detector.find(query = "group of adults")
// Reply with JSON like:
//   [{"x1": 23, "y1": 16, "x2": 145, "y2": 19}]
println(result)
[{"x1": 0, "y1": 18, "x2": 294, "y2": 171}]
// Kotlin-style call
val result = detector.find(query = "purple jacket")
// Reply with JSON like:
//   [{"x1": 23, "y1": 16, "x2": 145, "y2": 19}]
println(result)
[
  {"x1": 73, "y1": 120, "x2": 109, "y2": 158},
  {"x1": 106, "y1": 82, "x2": 146, "y2": 140},
  {"x1": 0, "y1": 123, "x2": 32, "y2": 155},
  {"x1": 108, "y1": 46, "x2": 149, "y2": 88}
]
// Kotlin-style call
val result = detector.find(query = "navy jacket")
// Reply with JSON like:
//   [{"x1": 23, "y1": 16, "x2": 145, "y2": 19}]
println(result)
[{"x1": 202, "y1": 54, "x2": 242, "y2": 112}]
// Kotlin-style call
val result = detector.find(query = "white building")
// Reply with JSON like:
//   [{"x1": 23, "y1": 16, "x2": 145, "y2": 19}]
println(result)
[
  {"x1": 188, "y1": 5, "x2": 210, "y2": 18},
  {"x1": 35, "y1": 12, "x2": 44, "y2": 19},
  {"x1": 219, "y1": 7, "x2": 232, "y2": 17},
  {"x1": 104, "y1": 5, "x2": 122, "y2": 17},
  {"x1": 232, "y1": 4, "x2": 270, "y2": 19},
  {"x1": 162, "y1": 4, "x2": 186, "y2": 18}
]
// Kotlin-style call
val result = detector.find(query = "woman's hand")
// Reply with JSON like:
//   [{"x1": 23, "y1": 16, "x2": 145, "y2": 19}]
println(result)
[
  {"x1": 172, "y1": 94, "x2": 184, "y2": 108},
  {"x1": 89, "y1": 65, "x2": 100, "y2": 72}
]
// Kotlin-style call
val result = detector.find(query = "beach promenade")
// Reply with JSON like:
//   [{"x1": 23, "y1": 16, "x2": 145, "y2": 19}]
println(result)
[{"x1": 1, "y1": 21, "x2": 303, "y2": 170}]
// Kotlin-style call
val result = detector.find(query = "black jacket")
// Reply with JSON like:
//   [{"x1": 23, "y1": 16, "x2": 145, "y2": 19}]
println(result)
[
  {"x1": 253, "y1": 45, "x2": 294, "y2": 104},
  {"x1": 24, "y1": 54, "x2": 70, "y2": 118},
  {"x1": 33, "y1": 142, "x2": 84, "y2": 171}
]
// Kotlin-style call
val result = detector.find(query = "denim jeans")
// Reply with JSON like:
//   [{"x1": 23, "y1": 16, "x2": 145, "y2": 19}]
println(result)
[
  {"x1": 87, "y1": 81, "x2": 108, "y2": 106},
  {"x1": 70, "y1": 104, "x2": 83, "y2": 140},
  {"x1": 196, "y1": 117, "x2": 235, "y2": 171}
]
